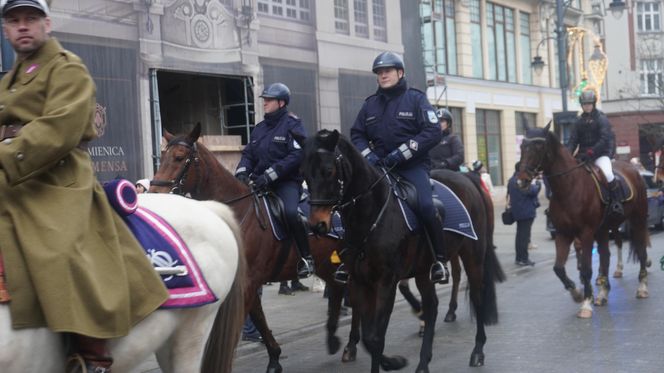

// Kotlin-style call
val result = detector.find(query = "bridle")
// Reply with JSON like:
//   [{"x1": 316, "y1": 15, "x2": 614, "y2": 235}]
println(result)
[
  {"x1": 520, "y1": 135, "x2": 584, "y2": 179},
  {"x1": 151, "y1": 139, "x2": 200, "y2": 195}
]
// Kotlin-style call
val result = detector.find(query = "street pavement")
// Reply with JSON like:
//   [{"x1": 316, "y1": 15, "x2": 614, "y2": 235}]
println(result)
[{"x1": 137, "y1": 186, "x2": 664, "y2": 372}]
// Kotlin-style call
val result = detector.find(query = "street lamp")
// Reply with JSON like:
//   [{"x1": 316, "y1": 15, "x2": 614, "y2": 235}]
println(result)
[{"x1": 608, "y1": 0, "x2": 627, "y2": 19}]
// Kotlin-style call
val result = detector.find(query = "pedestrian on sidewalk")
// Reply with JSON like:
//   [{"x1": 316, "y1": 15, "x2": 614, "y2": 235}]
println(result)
[{"x1": 507, "y1": 162, "x2": 541, "y2": 266}]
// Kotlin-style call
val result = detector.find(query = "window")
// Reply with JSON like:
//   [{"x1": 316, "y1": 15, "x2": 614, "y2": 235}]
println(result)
[
  {"x1": 520, "y1": 12, "x2": 532, "y2": 84},
  {"x1": 257, "y1": 0, "x2": 311, "y2": 22},
  {"x1": 640, "y1": 59, "x2": 663, "y2": 95},
  {"x1": 421, "y1": 0, "x2": 457, "y2": 75},
  {"x1": 354, "y1": 0, "x2": 369, "y2": 38},
  {"x1": 486, "y1": 2, "x2": 516, "y2": 82},
  {"x1": 515, "y1": 112, "x2": 536, "y2": 136},
  {"x1": 476, "y1": 109, "x2": 503, "y2": 185},
  {"x1": 637, "y1": 2, "x2": 661, "y2": 32},
  {"x1": 470, "y1": 0, "x2": 483, "y2": 78},
  {"x1": 334, "y1": 0, "x2": 350, "y2": 34},
  {"x1": 372, "y1": 0, "x2": 387, "y2": 42}
]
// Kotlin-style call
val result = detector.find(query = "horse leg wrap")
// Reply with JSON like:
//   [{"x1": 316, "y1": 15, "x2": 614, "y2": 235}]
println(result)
[{"x1": 553, "y1": 266, "x2": 575, "y2": 290}]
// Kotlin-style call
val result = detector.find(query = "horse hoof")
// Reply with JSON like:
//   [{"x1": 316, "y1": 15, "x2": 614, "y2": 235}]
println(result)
[
  {"x1": 327, "y1": 336, "x2": 341, "y2": 355},
  {"x1": 576, "y1": 309, "x2": 592, "y2": 318},
  {"x1": 593, "y1": 297, "x2": 607, "y2": 306},
  {"x1": 266, "y1": 364, "x2": 283, "y2": 373},
  {"x1": 341, "y1": 346, "x2": 356, "y2": 362},
  {"x1": 444, "y1": 312, "x2": 456, "y2": 323},
  {"x1": 612, "y1": 270, "x2": 623, "y2": 278},
  {"x1": 469, "y1": 352, "x2": 485, "y2": 367},
  {"x1": 636, "y1": 290, "x2": 649, "y2": 299},
  {"x1": 380, "y1": 355, "x2": 408, "y2": 371}
]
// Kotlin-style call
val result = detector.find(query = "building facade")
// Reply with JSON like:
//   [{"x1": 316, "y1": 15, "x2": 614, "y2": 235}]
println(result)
[
  {"x1": 0, "y1": 0, "x2": 613, "y2": 184},
  {"x1": 603, "y1": 0, "x2": 664, "y2": 168}
]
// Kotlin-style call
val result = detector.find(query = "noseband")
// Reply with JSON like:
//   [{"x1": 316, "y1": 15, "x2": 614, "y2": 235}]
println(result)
[{"x1": 151, "y1": 140, "x2": 199, "y2": 195}]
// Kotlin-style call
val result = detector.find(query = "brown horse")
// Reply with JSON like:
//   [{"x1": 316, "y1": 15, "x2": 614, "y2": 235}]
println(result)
[
  {"x1": 518, "y1": 123, "x2": 650, "y2": 318},
  {"x1": 150, "y1": 124, "x2": 349, "y2": 373},
  {"x1": 301, "y1": 129, "x2": 504, "y2": 372}
]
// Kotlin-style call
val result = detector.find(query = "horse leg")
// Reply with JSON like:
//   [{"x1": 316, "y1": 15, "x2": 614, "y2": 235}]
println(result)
[
  {"x1": 594, "y1": 230, "x2": 611, "y2": 306},
  {"x1": 325, "y1": 281, "x2": 345, "y2": 355},
  {"x1": 458, "y1": 246, "x2": 488, "y2": 367},
  {"x1": 397, "y1": 279, "x2": 424, "y2": 336},
  {"x1": 165, "y1": 307, "x2": 219, "y2": 372},
  {"x1": 631, "y1": 218, "x2": 651, "y2": 299},
  {"x1": 342, "y1": 290, "x2": 361, "y2": 363},
  {"x1": 444, "y1": 254, "x2": 460, "y2": 323},
  {"x1": 413, "y1": 274, "x2": 439, "y2": 373},
  {"x1": 249, "y1": 300, "x2": 282, "y2": 373},
  {"x1": 552, "y1": 234, "x2": 582, "y2": 303},
  {"x1": 359, "y1": 282, "x2": 406, "y2": 373},
  {"x1": 612, "y1": 231, "x2": 624, "y2": 278},
  {"x1": 576, "y1": 233, "x2": 595, "y2": 319}
]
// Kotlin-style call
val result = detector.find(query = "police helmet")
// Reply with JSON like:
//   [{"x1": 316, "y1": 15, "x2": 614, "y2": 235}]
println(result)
[
  {"x1": 436, "y1": 108, "x2": 453, "y2": 126},
  {"x1": 372, "y1": 52, "x2": 405, "y2": 73},
  {"x1": 260, "y1": 82, "x2": 291, "y2": 105},
  {"x1": 579, "y1": 89, "x2": 597, "y2": 105},
  {"x1": 1, "y1": 0, "x2": 50, "y2": 17}
]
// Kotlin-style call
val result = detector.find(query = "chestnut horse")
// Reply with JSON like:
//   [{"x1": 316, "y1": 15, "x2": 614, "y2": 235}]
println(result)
[
  {"x1": 151, "y1": 124, "x2": 353, "y2": 373},
  {"x1": 301, "y1": 129, "x2": 504, "y2": 372},
  {"x1": 518, "y1": 123, "x2": 650, "y2": 319}
]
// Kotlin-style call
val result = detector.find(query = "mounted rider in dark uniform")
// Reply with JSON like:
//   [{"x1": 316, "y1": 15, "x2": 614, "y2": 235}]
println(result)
[
  {"x1": 235, "y1": 82, "x2": 314, "y2": 278},
  {"x1": 349, "y1": 51, "x2": 450, "y2": 284},
  {"x1": 429, "y1": 108, "x2": 464, "y2": 171},
  {"x1": 566, "y1": 89, "x2": 622, "y2": 217}
]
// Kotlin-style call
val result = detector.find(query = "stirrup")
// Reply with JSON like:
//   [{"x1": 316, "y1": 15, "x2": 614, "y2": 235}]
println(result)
[
  {"x1": 297, "y1": 257, "x2": 314, "y2": 279},
  {"x1": 334, "y1": 263, "x2": 349, "y2": 284},
  {"x1": 430, "y1": 261, "x2": 449, "y2": 284}
]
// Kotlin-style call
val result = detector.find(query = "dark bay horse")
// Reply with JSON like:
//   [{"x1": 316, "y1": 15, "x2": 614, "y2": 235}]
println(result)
[
  {"x1": 150, "y1": 124, "x2": 349, "y2": 373},
  {"x1": 518, "y1": 123, "x2": 650, "y2": 318},
  {"x1": 301, "y1": 129, "x2": 505, "y2": 372}
]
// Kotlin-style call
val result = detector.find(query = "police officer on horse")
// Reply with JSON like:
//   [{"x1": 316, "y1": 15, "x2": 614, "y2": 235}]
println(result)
[
  {"x1": 567, "y1": 89, "x2": 622, "y2": 217},
  {"x1": 0, "y1": 1, "x2": 168, "y2": 371},
  {"x1": 235, "y1": 82, "x2": 315, "y2": 278},
  {"x1": 349, "y1": 51, "x2": 450, "y2": 284},
  {"x1": 429, "y1": 108, "x2": 464, "y2": 171}
]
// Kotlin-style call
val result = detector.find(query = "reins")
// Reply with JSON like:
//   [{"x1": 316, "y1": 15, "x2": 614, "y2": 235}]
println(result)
[{"x1": 150, "y1": 140, "x2": 200, "y2": 195}]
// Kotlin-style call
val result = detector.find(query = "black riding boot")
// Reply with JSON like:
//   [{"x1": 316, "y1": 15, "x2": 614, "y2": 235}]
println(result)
[
  {"x1": 608, "y1": 179, "x2": 624, "y2": 218},
  {"x1": 425, "y1": 213, "x2": 450, "y2": 284},
  {"x1": 291, "y1": 222, "x2": 315, "y2": 279}
]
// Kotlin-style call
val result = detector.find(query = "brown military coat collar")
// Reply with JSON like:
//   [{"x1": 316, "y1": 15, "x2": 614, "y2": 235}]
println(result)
[{"x1": 5, "y1": 37, "x2": 63, "y2": 88}]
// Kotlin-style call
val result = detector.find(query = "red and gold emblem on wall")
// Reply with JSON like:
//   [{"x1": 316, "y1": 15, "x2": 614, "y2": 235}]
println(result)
[{"x1": 94, "y1": 103, "x2": 107, "y2": 138}]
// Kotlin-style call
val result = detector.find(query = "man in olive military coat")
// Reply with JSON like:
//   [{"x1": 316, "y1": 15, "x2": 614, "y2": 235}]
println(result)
[{"x1": 0, "y1": 1, "x2": 168, "y2": 371}]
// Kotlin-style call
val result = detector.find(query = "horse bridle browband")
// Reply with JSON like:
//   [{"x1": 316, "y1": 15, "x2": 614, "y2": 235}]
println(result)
[
  {"x1": 151, "y1": 140, "x2": 200, "y2": 195},
  {"x1": 521, "y1": 135, "x2": 585, "y2": 179}
]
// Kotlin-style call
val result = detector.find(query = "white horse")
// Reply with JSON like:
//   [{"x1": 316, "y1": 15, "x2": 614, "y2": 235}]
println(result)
[{"x1": 0, "y1": 193, "x2": 246, "y2": 373}]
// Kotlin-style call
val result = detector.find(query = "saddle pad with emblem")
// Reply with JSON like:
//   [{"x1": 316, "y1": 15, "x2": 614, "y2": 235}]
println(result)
[
  {"x1": 102, "y1": 178, "x2": 216, "y2": 309},
  {"x1": 396, "y1": 179, "x2": 478, "y2": 240}
]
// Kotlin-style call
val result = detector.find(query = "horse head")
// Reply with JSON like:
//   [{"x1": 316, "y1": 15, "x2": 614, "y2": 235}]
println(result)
[
  {"x1": 517, "y1": 120, "x2": 555, "y2": 189},
  {"x1": 151, "y1": 123, "x2": 203, "y2": 195}
]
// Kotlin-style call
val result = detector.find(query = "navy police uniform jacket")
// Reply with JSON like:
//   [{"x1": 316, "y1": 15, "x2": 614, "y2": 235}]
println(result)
[
  {"x1": 236, "y1": 107, "x2": 305, "y2": 185},
  {"x1": 566, "y1": 109, "x2": 615, "y2": 160},
  {"x1": 429, "y1": 131, "x2": 464, "y2": 171},
  {"x1": 351, "y1": 78, "x2": 441, "y2": 169}
]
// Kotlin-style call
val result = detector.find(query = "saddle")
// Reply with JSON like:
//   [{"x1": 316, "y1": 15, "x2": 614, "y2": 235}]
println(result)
[
  {"x1": 390, "y1": 174, "x2": 477, "y2": 240},
  {"x1": 585, "y1": 164, "x2": 634, "y2": 204}
]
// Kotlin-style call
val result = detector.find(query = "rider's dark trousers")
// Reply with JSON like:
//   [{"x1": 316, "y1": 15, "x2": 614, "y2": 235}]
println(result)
[{"x1": 274, "y1": 181, "x2": 311, "y2": 258}]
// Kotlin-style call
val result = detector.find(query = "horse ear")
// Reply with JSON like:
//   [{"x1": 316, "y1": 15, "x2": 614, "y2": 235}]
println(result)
[
  {"x1": 318, "y1": 129, "x2": 338, "y2": 151},
  {"x1": 188, "y1": 123, "x2": 202, "y2": 143},
  {"x1": 331, "y1": 130, "x2": 340, "y2": 146},
  {"x1": 544, "y1": 120, "x2": 552, "y2": 132},
  {"x1": 163, "y1": 129, "x2": 174, "y2": 141}
]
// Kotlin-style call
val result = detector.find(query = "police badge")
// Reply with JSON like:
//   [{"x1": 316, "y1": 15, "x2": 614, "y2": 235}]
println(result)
[{"x1": 427, "y1": 110, "x2": 438, "y2": 124}]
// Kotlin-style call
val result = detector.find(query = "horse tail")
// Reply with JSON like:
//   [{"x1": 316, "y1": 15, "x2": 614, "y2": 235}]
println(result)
[
  {"x1": 201, "y1": 201, "x2": 247, "y2": 373},
  {"x1": 627, "y1": 203, "x2": 652, "y2": 264}
]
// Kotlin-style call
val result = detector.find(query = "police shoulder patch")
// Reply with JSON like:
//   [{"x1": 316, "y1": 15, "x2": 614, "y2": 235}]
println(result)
[{"x1": 427, "y1": 110, "x2": 438, "y2": 124}]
